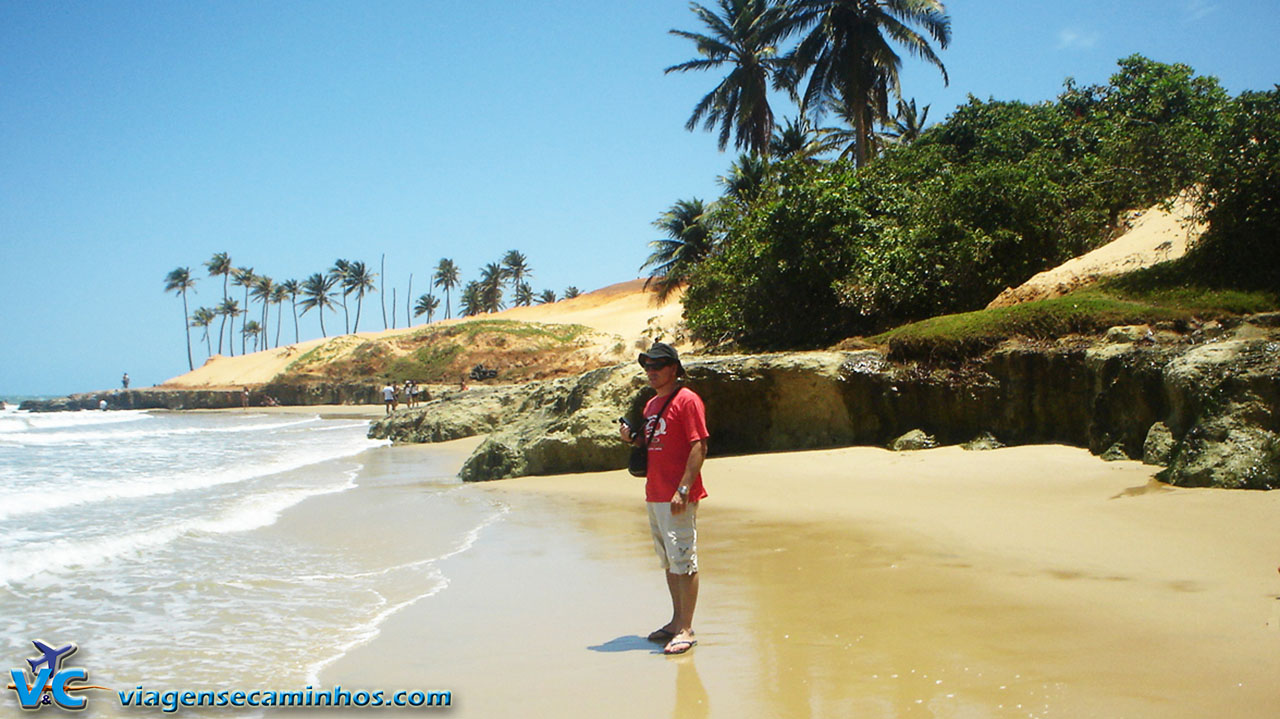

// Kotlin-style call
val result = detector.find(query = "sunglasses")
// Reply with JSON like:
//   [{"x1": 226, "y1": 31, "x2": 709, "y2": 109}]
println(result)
[{"x1": 642, "y1": 360, "x2": 673, "y2": 370}]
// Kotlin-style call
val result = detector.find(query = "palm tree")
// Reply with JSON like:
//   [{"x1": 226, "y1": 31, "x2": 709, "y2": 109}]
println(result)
[
  {"x1": 164, "y1": 267, "x2": 197, "y2": 371},
  {"x1": 718, "y1": 153, "x2": 771, "y2": 205},
  {"x1": 811, "y1": 86, "x2": 893, "y2": 160},
  {"x1": 414, "y1": 293, "x2": 440, "y2": 323},
  {"x1": 231, "y1": 267, "x2": 256, "y2": 355},
  {"x1": 502, "y1": 250, "x2": 532, "y2": 294},
  {"x1": 250, "y1": 275, "x2": 274, "y2": 349},
  {"x1": 190, "y1": 307, "x2": 216, "y2": 358},
  {"x1": 279, "y1": 279, "x2": 301, "y2": 345},
  {"x1": 241, "y1": 320, "x2": 263, "y2": 353},
  {"x1": 770, "y1": 115, "x2": 825, "y2": 160},
  {"x1": 405, "y1": 273, "x2": 413, "y2": 328},
  {"x1": 299, "y1": 273, "x2": 337, "y2": 337},
  {"x1": 880, "y1": 97, "x2": 930, "y2": 146},
  {"x1": 344, "y1": 260, "x2": 378, "y2": 332},
  {"x1": 514, "y1": 282, "x2": 534, "y2": 307},
  {"x1": 270, "y1": 284, "x2": 288, "y2": 349},
  {"x1": 642, "y1": 198, "x2": 716, "y2": 301},
  {"x1": 563, "y1": 286, "x2": 581, "y2": 300},
  {"x1": 813, "y1": 87, "x2": 864, "y2": 160},
  {"x1": 432, "y1": 258, "x2": 460, "y2": 319},
  {"x1": 479, "y1": 262, "x2": 507, "y2": 313},
  {"x1": 459, "y1": 281, "x2": 483, "y2": 317},
  {"x1": 327, "y1": 259, "x2": 352, "y2": 333},
  {"x1": 204, "y1": 252, "x2": 232, "y2": 354},
  {"x1": 537, "y1": 289, "x2": 557, "y2": 304},
  {"x1": 787, "y1": 0, "x2": 951, "y2": 167},
  {"x1": 216, "y1": 299, "x2": 242, "y2": 356},
  {"x1": 666, "y1": 0, "x2": 796, "y2": 156}
]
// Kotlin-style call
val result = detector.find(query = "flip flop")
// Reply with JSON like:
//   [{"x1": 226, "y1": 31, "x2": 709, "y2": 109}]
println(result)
[
  {"x1": 663, "y1": 638, "x2": 697, "y2": 655},
  {"x1": 647, "y1": 627, "x2": 677, "y2": 643}
]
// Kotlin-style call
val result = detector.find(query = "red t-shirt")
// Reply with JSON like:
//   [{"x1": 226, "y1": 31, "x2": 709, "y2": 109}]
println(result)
[{"x1": 643, "y1": 387, "x2": 710, "y2": 503}]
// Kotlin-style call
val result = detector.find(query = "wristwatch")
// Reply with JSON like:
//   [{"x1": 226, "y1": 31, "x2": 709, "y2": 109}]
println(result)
[{"x1": 677, "y1": 486, "x2": 690, "y2": 498}]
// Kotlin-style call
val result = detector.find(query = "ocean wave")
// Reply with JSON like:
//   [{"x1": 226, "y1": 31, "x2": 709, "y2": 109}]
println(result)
[
  {"x1": 0, "y1": 470, "x2": 362, "y2": 587},
  {"x1": 0, "y1": 435, "x2": 388, "y2": 522},
  {"x1": 0, "y1": 409, "x2": 151, "y2": 434},
  {"x1": 0, "y1": 415, "x2": 326, "y2": 447},
  {"x1": 194, "y1": 468, "x2": 360, "y2": 535}
]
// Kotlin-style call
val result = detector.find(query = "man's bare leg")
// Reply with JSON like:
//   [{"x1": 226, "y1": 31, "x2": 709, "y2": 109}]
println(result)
[
  {"x1": 665, "y1": 571, "x2": 682, "y2": 631},
  {"x1": 665, "y1": 571, "x2": 699, "y2": 653}
]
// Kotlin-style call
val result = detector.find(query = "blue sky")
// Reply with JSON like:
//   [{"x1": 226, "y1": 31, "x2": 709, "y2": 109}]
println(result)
[{"x1": 2, "y1": 0, "x2": 1276, "y2": 395}]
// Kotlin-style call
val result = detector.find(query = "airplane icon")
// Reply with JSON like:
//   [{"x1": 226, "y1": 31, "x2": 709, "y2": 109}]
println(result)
[{"x1": 27, "y1": 640, "x2": 77, "y2": 675}]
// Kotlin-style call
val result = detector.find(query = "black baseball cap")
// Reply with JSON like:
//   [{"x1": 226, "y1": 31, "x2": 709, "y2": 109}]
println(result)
[{"x1": 638, "y1": 342, "x2": 685, "y2": 376}]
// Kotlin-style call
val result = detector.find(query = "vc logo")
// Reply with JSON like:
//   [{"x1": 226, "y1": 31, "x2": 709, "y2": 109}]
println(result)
[{"x1": 6, "y1": 640, "x2": 106, "y2": 711}]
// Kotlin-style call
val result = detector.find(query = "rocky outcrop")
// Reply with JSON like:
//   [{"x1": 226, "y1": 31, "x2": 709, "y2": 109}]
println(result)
[
  {"x1": 18, "y1": 382, "x2": 380, "y2": 412},
  {"x1": 19, "y1": 389, "x2": 244, "y2": 412},
  {"x1": 369, "y1": 315, "x2": 1279, "y2": 490},
  {"x1": 1156, "y1": 332, "x2": 1280, "y2": 489}
]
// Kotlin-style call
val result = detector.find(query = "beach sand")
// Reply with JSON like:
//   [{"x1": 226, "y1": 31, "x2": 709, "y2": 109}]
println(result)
[{"x1": 305, "y1": 441, "x2": 1280, "y2": 718}]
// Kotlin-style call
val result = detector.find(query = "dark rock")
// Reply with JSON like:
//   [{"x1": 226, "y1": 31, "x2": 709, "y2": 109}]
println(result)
[
  {"x1": 962, "y1": 432, "x2": 1005, "y2": 451},
  {"x1": 891, "y1": 429, "x2": 938, "y2": 451},
  {"x1": 1100, "y1": 442, "x2": 1131, "y2": 461},
  {"x1": 1143, "y1": 422, "x2": 1175, "y2": 466}
]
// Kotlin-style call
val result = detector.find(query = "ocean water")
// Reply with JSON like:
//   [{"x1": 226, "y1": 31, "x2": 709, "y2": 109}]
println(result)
[{"x1": 0, "y1": 404, "x2": 504, "y2": 710}]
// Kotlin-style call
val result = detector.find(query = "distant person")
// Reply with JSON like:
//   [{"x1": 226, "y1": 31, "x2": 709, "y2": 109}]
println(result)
[
  {"x1": 99, "y1": 399, "x2": 107, "y2": 411},
  {"x1": 241, "y1": 387, "x2": 250, "y2": 408},
  {"x1": 403, "y1": 380, "x2": 414, "y2": 409},
  {"x1": 382, "y1": 382, "x2": 397, "y2": 414},
  {"x1": 619, "y1": 342, "x2": 708, "y2": 656},
  {"x1": 122, "y1": 373, "x2": 130, "y2": 389}
]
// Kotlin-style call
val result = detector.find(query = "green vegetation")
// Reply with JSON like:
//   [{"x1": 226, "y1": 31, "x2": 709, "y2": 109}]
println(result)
[
  {"x1": 874, "y1": 287, "x2": 1279, "y2": 360},
  {"x1": 659, "y1": 54, "x2": 1276, "y2": 351},
  {"x1": 386, "y1": 343, "x2": 464, "y2": 381},
  {"x1": 280, "y1": 319, "x2": 597, "y2": 384}
]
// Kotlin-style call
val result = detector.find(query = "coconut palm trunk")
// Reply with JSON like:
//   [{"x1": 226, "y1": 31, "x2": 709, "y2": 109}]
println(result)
[
  {"x1": 220, "y1": 274, "x2": 228, "y2": 353},
  {"x1": 181, "y1": 290, "x2": 192, "y2": 370}
]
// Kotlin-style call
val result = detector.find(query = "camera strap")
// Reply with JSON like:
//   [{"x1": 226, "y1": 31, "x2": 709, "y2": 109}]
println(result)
[{"x1": 641, "y1": 387, "x2": 683, "y2": 449}]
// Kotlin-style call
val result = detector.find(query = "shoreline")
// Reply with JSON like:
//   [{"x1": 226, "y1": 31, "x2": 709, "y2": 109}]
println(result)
[
  {"x1": 177, "y1": 403, "x2": 388, "y2": 420},
  {"x1": 303, "y1": 442, "x2": 1280, "y2": 717}
]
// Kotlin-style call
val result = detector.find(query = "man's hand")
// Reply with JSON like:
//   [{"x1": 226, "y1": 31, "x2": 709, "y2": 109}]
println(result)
[
  {"x1": 619, "y1": 422, "x2": 637, "y2": 444},
  {"x1": 670, "y1": 490, "x2": 687, "y2": 514}
]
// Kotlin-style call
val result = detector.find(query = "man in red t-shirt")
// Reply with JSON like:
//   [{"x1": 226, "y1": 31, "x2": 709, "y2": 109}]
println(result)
[{"x1": 620, "y1": 342, "x2": 708, "y2": 655}]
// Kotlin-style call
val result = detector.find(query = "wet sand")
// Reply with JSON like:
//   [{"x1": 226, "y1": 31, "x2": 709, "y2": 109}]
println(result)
[{"x1": 314, "y1": 443, "x2": 1280, "y2": 718}]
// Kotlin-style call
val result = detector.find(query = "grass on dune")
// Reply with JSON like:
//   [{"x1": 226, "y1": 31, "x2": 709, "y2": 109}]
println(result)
[{"x1": 872, "y1": 283, "x2": 1278, "y2": 361}]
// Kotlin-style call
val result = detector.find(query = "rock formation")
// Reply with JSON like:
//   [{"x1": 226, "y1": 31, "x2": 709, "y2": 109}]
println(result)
[{"x1": 370, "y1": 314, "x2": 1279, "y2": 490}]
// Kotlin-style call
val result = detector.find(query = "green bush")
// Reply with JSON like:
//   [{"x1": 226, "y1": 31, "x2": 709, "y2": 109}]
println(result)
[{"x1": 681, "y1": 55, "x2": 1241, "y2": 350}]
